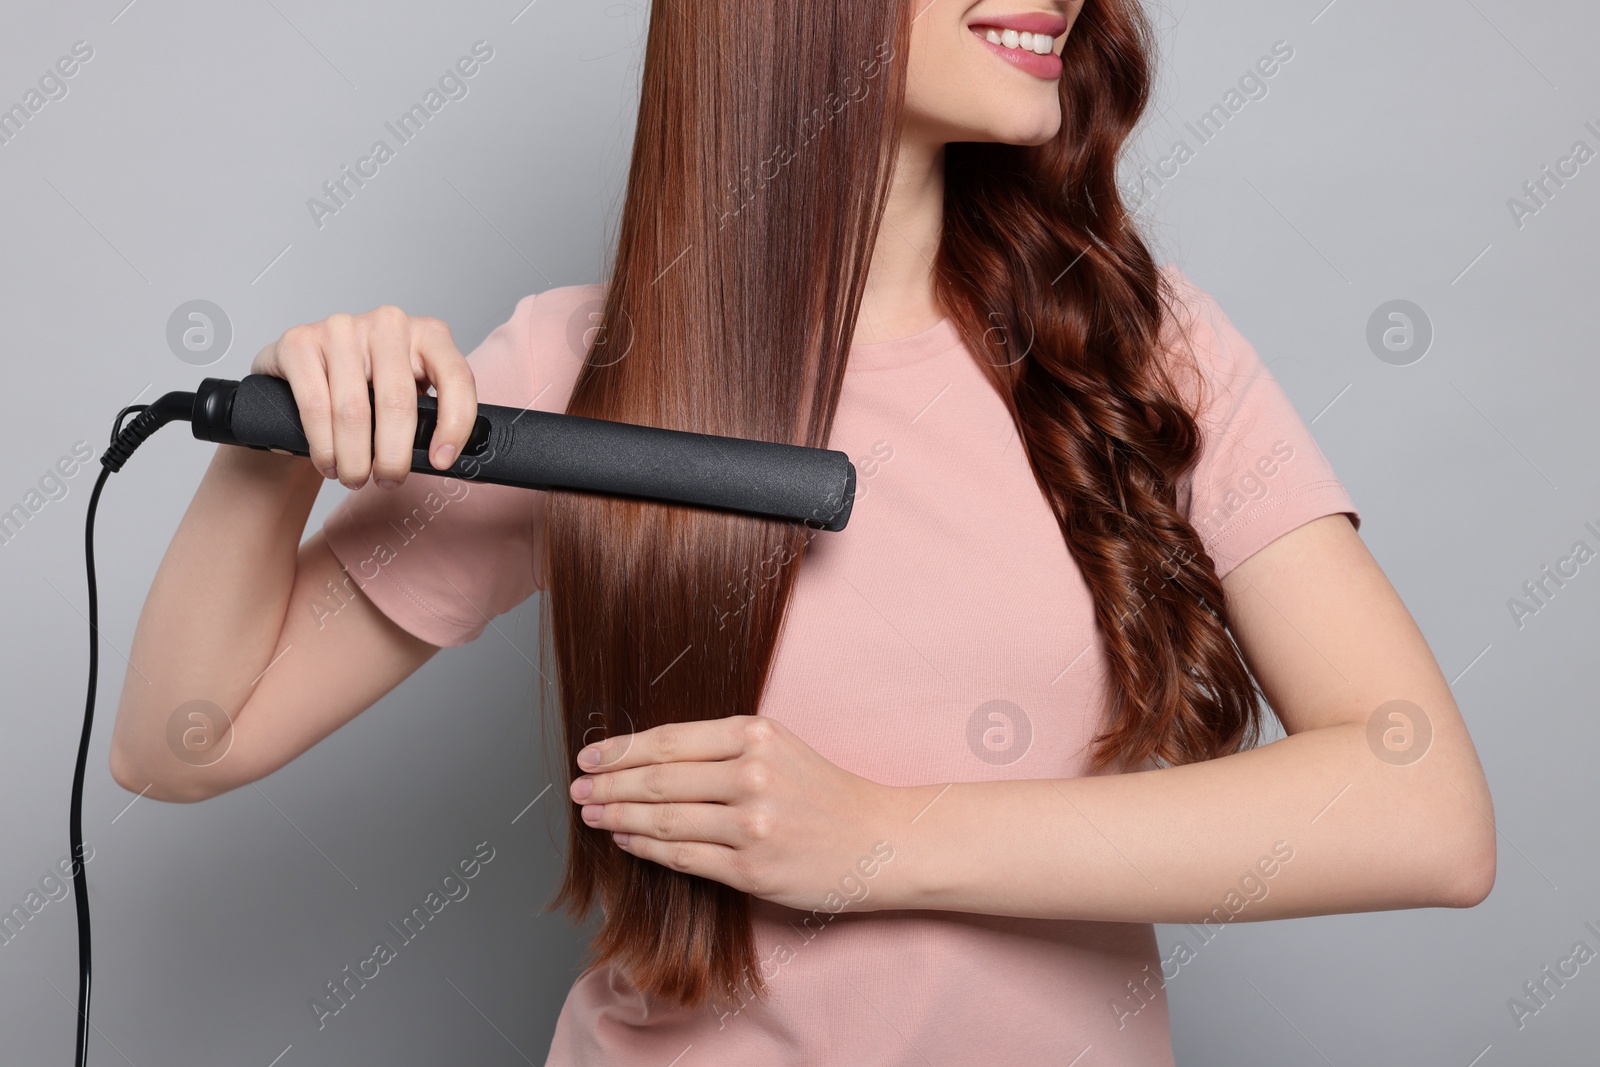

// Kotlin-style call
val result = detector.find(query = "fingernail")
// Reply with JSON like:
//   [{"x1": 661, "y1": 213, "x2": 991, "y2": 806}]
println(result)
[
  {"x1": 578, "y1": 746, "x2": 601, "y2": 768},
  {"x1": 377, "y1": 478, "x2": 399, "y2": 491},
  {"x1": 581, "y1": 804, "x2": 602, "y2": 823},
  {"x1": 433, "y1": 443, "x2": 456, "y2": 468},
  {"x1": 321, "y1": 465, "x2": 338, "y2": 478},
  {"x1": 571, "y1": 776, "x2": 593, "y2": 800}
]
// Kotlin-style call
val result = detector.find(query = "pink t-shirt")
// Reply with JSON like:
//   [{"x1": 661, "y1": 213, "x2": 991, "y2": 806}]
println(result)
[{"x1": 321, "y1": 265, "x2": 1360, "y2": 1066}]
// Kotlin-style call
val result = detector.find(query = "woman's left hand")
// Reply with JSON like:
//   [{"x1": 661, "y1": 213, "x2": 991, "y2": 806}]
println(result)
[{"x1": 568, "y1": 715, "x2": 908, "y2": 912}]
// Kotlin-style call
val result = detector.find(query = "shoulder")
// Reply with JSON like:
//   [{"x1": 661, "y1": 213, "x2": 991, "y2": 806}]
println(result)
[
  {"x1": 507, "y1": 280, "x2": 608, "y2": 368},
  {"x1": 469, "y1": 281, "x2": 606, "y2": 414},
  {"x1": 1151, "y1": 264, "x2": 1363, "y2": 564},
  {"x1": 1154, "y1": 262, "x2": 1247, "y2": 373},
  {"x1": 522, "y1": 281, "x2": 608, "y2": 342},
  {"x1": 1152, "y1": 261, "x2": 1270, "y2": 429}
]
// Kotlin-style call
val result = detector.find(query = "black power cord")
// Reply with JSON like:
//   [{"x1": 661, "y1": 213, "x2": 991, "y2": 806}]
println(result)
[{"x1": 73, "y1": 394, "x2": 193, "y2": 1066}]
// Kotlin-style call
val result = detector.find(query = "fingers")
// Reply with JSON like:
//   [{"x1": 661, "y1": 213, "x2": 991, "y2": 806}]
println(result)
[
  {"x1": 367, "y1": 305, "x2": 420, "y2": 488},
  {"x1": 579, "y1": 715, "x2": 771, "y2": 772},
  {"x1": 267, "y1": 325, "x2": 337, "y2": 477},
  {"x1": 576, "y1": 758, "x2": 746, "y2": 807},
  {"x1": 611, "y1": 833, "x2": 748, "y2": 887},
  {"x1": 257, "y1": 305, "x2": 471, "y2": 487},
  {"x1": 410, "y1": 316, "x2": 475, "y2": 470},
  {"x1": 323, "y1": 313, "x2": 373, "y2": 487},
  {"x1": 580, "y1": 798, "x2": 741, "y2": 845},
  {"x1": 585, "y1": 801, "x2": 762, "y2": 892}
]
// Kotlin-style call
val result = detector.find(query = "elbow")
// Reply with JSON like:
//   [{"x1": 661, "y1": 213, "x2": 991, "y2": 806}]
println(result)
[
  {"x1": 1440, "y1": 826, "x2": 1497, "y2": 909},
  {"x1": 108, "y1": 744, "x2": 216, "y2": 805},
  {"x1": 1429, "y1": 800, "x2": 1497, "y2": 910}
]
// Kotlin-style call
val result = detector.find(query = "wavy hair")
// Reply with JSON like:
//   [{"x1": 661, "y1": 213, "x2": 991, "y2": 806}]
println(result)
[{"x1": 538, "y1": 0, "x2": 1263, "y2": 1009}]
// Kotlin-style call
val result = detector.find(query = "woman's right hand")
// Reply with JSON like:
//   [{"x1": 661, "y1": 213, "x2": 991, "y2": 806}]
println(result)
[{"x1": 250, "y1": 306, "x2": 478, "y2": 490}]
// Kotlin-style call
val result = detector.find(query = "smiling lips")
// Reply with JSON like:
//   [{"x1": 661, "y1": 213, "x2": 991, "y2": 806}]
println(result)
[{"x1": 969, "y1": 12, "x2": 1067, "y2": 80}]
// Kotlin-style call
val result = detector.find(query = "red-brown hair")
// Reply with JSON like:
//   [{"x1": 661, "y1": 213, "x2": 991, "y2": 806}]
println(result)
[{"x1": 538, "y1": 0, "x2": 1262, "y2": 1009}]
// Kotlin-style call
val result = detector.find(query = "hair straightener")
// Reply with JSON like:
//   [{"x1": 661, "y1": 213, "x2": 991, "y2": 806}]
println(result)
[{"x1": 68, "y1": 374, "x2": 856, "y2": 1065}]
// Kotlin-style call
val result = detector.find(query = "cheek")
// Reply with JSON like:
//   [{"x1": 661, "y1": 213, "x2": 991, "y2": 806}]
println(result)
[
  {"x1": 904, "y1": 59, "x2": 968, "y2": 124},
  {"x1": 903, "y1": 23, "x2": 954, "y2": 108}
]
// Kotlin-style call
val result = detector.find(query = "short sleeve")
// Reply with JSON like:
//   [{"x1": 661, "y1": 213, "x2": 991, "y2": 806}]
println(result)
[
  {"x1": 1159, "y1": 264, "x2": 1361, "y2": 580},
  {"x1": 319, "y1": 285, "x2": 596, "y2": 647}
]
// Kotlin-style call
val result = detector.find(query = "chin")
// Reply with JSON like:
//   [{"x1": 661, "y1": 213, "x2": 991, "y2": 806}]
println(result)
[
  {"x1": 975, "y1": 83, "x2": 1064, "y2": 145},
  {"x1": 992, "y1": 115, "x2": 1062, "y2": 146},
  {"x1": 907, "y1": 71, "x2": 1070, "y2": 148},
  {"x1": 944, "y1": 112, "x2": 1062, "y2": 148}
]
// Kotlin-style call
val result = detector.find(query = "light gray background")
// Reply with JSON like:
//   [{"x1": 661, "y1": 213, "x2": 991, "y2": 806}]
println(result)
[{"x1": 1, "y1": 1, "x2": 1594, "y2": 1064}]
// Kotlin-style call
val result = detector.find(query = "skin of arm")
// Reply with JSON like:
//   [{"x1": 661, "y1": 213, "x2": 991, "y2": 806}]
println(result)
[
  {"x1": 569, "y1": 513, "x2": 1498, "y2": 921},
  {"x1": 881, "y1": 512, "x2": 1497, "y2": 919},
  {"x1": 109, "y1": 307, "x2": 476, "y2": 803},
  {"x1": 108, "y1": 444, "x2": 442, "y2": 803}
]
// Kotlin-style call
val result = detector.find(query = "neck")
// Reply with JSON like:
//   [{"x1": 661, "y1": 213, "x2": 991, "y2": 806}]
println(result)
[{"x1": 851, "y1": 134, "x2": 946, "y2": 347}]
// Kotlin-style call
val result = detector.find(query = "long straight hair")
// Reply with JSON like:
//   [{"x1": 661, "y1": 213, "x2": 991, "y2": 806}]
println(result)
[{"x1": 539, "y1": 0, "x2": 1262, "y2": 1009}]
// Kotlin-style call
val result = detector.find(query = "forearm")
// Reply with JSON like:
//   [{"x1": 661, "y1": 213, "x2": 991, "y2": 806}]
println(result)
[
  {"x1": 874, "y1": 721, "x2": 1495, "y2": 923},
  {"x1": 109, "y1": 445, "x2": 324, "y2": 797}
]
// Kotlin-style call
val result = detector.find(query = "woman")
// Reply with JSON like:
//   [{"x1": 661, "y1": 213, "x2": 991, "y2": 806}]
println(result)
[{"x1": 108, "y1": 1, "x2": 1496, "y2": 1063}]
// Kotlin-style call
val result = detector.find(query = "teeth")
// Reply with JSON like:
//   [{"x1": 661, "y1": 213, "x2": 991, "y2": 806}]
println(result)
[{"x1": 983, "y1": 28, "x2": 1055, "y2": 54}]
